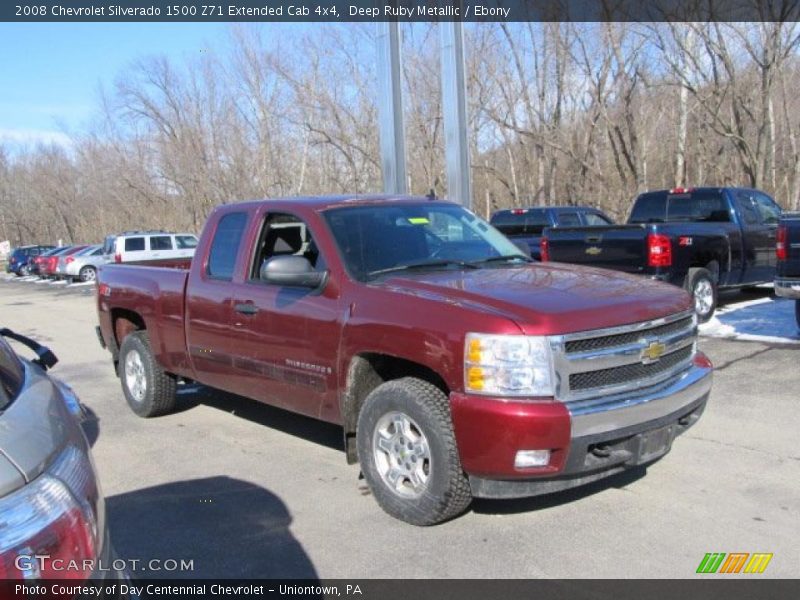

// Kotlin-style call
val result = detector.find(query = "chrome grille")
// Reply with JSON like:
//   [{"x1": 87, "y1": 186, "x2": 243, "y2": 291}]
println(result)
[
  {"x1": 551, "y1": 310, "x2": 697, "y2": 402},
  {"x1": 569, "y1": 345, "x2": 693, "y2": 391},
  {"x1": 564, "y1": 316, "x2": 694, "y2": 354}
]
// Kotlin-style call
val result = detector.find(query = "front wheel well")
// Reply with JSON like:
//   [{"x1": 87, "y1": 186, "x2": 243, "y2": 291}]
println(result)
[{"x1": 341, "y1": 353, "x2": 449, "y2": 464}]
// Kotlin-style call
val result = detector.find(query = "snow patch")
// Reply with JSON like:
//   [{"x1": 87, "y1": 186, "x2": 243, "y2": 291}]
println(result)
[{"x1": 700, "y1": 296, "x2": 799, "y2": 344}]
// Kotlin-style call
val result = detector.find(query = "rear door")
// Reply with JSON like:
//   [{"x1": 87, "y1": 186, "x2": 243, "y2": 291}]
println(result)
[
  {"x1": 185, "y1": 210, "x2": 252, "y2": 391},
  {"x1": 733, "y1": 190, "x2": 780, "y2": 284},
  {"x1": 148, "y1": 235, "x2": 173, "y2": 261}
]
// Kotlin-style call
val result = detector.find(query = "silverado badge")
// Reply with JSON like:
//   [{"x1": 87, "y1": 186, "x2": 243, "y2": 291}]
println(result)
[
  {"x1": 641, "y1": 341, "x2": 667, "y2": 364},
  {"x1": 585, "y1": 246, "x2": 602, "y2": 255}
]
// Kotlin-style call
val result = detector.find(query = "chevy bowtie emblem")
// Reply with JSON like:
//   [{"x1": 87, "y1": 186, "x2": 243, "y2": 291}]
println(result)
[
  {"x1": 585, "y1": 246, "x2": 602, "y2": 255},
  {"x1": 641, "y1": 341, "x2": 667, "y2": 364}
]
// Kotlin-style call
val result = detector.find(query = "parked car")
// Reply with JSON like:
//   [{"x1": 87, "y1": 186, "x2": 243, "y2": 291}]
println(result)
[
  {"x1": 96, "y1": 195, "x2": 712, "y2": 526},
  {"x1": 0, "y1": 327, "x2": 129, "y2": 588},
  {"x1": 40, "y1": 245, "x2": 87, "y2": 279},
  {"x1": 775, "y1": 212, "x2": 800, "y2": 328},
  {"x1": 490, "y1": 206, "x2": 613, "y2": 260},
  {"x1": 540, "y1": 187, "x2": 783, "y2": 321},
  {"x1": 33, "y1": 246, "x2": 72, "y2": 278},
  {"x1": 5, "y1": 245, "x2": 55, "y2": 276},
  {"x1": 55, "y1": 244, "x2": 107, "y2": 282},
  {"x1": 102, "y1": 230, "x2": 198, "y2": 265}
]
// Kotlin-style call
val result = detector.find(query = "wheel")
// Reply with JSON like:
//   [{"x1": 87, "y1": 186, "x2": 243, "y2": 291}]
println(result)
[
  {"x1": 19, "y1": 265, "x2": 31, "y2": 276},
  {"x1": 118, "y1": 331, "x2": 177, "y2": 417},
  {"x1": 685, "y1": 267, "x2": 717, "y2": 322},
  {"x1": 356, "y1": 377, "x2": 472, "y2": 526},
  {"x1": 79, "y1": 266, "x2": 97, "y2": 282}
]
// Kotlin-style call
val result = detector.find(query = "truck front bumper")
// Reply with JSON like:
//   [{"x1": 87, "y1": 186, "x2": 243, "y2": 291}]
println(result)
[
  {"x1": 775, "y1": 278, "x2": 800, "y2": 299},
  {"x1": 450, "y1": 354, "x2": 712, "y2": 499}
]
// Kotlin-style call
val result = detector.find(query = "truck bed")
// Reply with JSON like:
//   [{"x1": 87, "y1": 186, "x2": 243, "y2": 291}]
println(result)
[{"x1": 97, "y1": 262, "x2": 192, "y2": 377}]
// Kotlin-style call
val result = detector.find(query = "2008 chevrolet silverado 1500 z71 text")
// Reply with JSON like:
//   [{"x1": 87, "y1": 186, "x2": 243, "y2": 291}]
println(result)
[
  {"x1": 541, "y1": 187, "x2": 782, "y2": 321},
  {"x1": 776, "y1": 212, "x2": 800, "y2": 327},
  {"x1": 96, "y1": 196, "x2": 713, "y2": 525}
]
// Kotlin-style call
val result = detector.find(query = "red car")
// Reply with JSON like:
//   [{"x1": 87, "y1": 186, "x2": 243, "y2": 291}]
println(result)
[
  {"x1": 39, "y1": 245, "x2": 87, "y2": 278},
  {"x1": 96, "y1": 196, "x2": 712, "y2": 525}
]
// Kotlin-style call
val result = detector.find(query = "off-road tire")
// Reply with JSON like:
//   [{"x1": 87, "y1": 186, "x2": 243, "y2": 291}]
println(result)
[
  {"x1": 118, "y1": 330, "x2": 177, "y2": 417},
  {"x1": 685, "y1": 267, "x2": 717, "y2": 322},
  {"x1": 356, "y1": 377, "x2": 472, "y2": 526}
]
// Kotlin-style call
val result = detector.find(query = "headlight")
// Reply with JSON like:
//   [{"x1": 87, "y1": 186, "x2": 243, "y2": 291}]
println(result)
[{"x1": 464, "y1": 333, "x2": 554, "y2": 397}]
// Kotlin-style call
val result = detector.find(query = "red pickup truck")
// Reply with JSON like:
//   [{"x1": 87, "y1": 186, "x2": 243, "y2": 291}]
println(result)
[{"x1": 96, "y1": 196, "x2": 713, "y2": 525}]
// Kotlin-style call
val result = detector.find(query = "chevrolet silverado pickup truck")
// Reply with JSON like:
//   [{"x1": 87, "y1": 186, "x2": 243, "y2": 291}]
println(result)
[
  {"x1": 96, "y1": 195, "x2": 713, "y2": 525},
  {"x1": 776, "y1": 212, "x2": 800, "y2": 327},
  {"x1": 490, "y1": 206, "x2": 613, "y2": 260},
  {"x1": 540, "y1": 187, "x2": 783, "y2": 321}
]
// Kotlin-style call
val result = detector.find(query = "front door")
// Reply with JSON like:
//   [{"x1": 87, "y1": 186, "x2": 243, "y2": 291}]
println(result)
[{"x1": 225, "y1": 209, "x2": 342, "y2": 419}]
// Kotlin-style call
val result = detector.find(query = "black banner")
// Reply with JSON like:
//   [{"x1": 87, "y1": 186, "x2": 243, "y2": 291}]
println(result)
[
  {"x1": 3, "y1": 0, "x2": 800, "y2": 23},
  {"x1": 2, "y1": 580, "x2": 800, "y2": 600}
]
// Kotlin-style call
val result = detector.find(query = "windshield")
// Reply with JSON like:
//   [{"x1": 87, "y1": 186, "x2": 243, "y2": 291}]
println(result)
[
  {"x1": 323, "y1": 202, "x2": 527, "y2": 281},
  {"x1": 0, "y1": 337, "x2": 24, "y2": 411}
]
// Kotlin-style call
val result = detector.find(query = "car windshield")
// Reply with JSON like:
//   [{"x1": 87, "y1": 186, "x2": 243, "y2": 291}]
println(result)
[
  {"x1": 324, "y1": 202, "x2": 528, "y2": 281},
  {"x1": 0, "y1": 337, "x2": 24, "y2": 411}
]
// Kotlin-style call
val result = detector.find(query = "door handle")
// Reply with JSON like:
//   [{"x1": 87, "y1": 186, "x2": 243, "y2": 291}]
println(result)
[{"x1": 234, "y1": 302, "x2": 258, "y2": 315}]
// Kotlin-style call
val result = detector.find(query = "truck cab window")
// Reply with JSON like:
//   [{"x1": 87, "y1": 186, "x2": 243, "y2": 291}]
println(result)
[
  {"x1": 735, "y1": 192, "x2": 761, "y2": 225},
  {"x1": 251, "y1": 213, "x2": 325, "y2": 279},
  {"x1": 207, "y1": 212, "x2": 249, "y2": 280},
  {"x1": 753, "y1": 193, "x2": 781, "y2": 225}
]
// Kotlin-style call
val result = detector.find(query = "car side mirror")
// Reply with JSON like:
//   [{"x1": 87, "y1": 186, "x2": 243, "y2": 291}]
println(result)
[{"x1": 260, "y1": 255, "x2": 328, "y2": 289}]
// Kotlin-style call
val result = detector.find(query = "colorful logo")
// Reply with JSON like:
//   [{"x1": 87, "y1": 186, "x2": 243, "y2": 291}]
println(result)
[{"x1": 696, "y1": 552, "x2": 773, "y2": 574}]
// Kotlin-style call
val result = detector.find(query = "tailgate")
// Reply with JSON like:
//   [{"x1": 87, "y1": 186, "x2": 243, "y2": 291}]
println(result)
[
  {"x1": 778, "y1": 215, "x2": 800, "y2": 278},
  {"x1": 544, "y1": 225, "x2": 649, "y2": 273}
]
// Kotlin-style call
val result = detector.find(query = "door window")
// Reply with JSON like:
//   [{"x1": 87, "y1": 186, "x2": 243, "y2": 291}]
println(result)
[
  {"x1": 250, "y1": 213, "x2": 325, "y2": 280},
  {"x1": 583, "y1": 212, "x2": 612, "y2": 226},
  {"x1": 753, "y1": 193, "x2": 781, "y2": 225},
  {"x1": 176, "y1": 235, "x2": 198, "y2": 249},
  {"x1": 150, "y1": 236, "x2": 173, "y2": 251},
  {"x1": 207, "y1": 212, "x2": 249, "y2": 280},
  {"x1": 124, "y1": 237, "x2": 145, "y2": 252},
  {"x1": 735, "y1": 192, "x2": 760, "y2": 225},
  {"x1": 558, "y1": 212, "x2": 581, "y2": 226}
]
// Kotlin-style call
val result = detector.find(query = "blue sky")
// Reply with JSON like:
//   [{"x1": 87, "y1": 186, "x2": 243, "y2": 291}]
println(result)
[{"x1": 0, "y1": 23, "x2": 231, "y2": 146}]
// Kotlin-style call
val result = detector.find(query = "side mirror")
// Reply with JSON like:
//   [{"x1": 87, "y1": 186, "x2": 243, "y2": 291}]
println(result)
[{"x1": 260, "y1": 255, "x2": 328, "y2": 289}]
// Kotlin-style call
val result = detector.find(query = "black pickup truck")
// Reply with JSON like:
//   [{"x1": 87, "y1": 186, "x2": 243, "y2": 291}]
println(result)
[
  {"x1": 540, "y1": 187, "x2": 782, "y2": 320},
  {"x1": 776, "y1": 212, "x2": 800, "y2": 327}
]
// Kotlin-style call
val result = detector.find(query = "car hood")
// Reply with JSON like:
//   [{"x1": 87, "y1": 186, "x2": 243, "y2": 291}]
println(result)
[{"x1": 374, "y1": 263, "x2": 692, "y2": 335}]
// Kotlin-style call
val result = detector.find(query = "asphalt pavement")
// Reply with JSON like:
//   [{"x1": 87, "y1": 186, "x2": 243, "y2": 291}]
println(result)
[{"x1": 1, "y1": 275, "x2": 797, "y2": 578}]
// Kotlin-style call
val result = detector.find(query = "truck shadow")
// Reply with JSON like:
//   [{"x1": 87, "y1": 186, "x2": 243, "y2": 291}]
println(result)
[
  {"x1": 106, "y1": 476, "x2": 319, "y2": 579},
  {"x1": 470, "y1": 466, "x2": 647, "y2": 516},
  {"x1": 175, "y1": 384, "x2": 343, "y2": 453}
]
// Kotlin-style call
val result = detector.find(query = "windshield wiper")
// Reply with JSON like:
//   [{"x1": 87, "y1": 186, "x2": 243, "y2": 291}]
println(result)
[
  {"x1": 470, "y1": 254, "x2": 534, "y2": 266},
  {"x1": 367, "y1": 260, "x2": 481, "y2": 278}
]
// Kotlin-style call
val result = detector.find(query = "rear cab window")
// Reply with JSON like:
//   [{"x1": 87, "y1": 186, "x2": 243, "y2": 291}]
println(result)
[
  {"x1": 630, "y1": 189, "x2": 730, "y2": 223},
  {"x1": 583, "y1": 212, "x2": 612, "y2": 226},
  {"x1": 490, "y1": 209, "x2": 550, "y2": 236}
]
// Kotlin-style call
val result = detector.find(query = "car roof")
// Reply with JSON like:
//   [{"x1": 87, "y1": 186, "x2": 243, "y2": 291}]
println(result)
[{"x1": 216, "y1": 195, "x2": 458, "y2": 213}]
